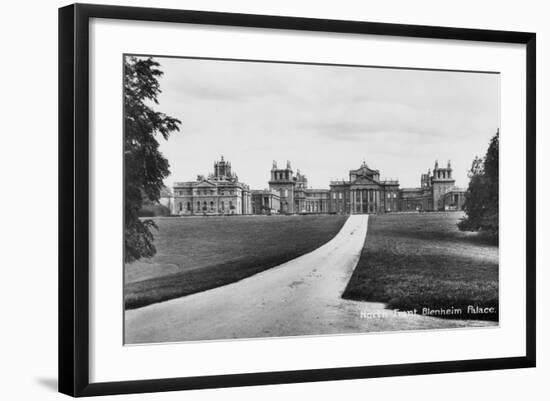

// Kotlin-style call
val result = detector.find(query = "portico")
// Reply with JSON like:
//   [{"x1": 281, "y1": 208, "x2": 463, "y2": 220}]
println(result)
[{"x1": 350, "y1": 187, "x2": 381, "y2": 214}]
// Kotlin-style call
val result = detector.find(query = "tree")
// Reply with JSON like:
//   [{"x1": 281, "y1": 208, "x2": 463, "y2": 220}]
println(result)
[
  {"x1": 124, "y1": 57, "x2": 181, "y2": 263},
  {"x1": 458, "y1": 130, "x2": 499, "y2": 239}
]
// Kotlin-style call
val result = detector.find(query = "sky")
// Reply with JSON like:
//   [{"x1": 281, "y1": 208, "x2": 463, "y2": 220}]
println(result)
[{"x1": 143, "y1": 56, "x2": 500, "y2": 190}]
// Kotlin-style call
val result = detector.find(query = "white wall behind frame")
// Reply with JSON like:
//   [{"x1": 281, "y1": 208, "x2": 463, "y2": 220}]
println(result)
[{"x1": 0, "y1": 1, "x2": 545, "y2": 401}]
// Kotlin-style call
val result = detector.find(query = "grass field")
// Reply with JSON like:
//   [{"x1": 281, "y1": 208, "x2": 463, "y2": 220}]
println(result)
[
  {"x1": 125, "y1": 215, "x2": 347, "y2": 309},
  {"x1": 343, "y1": 212, "x2": 499, "y2": 321}
]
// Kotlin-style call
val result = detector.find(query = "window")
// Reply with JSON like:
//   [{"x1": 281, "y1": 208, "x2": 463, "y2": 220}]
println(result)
[
  {"x1": 332, "y1": 193, "x2": 336, "y2": 199},
  {"x1": 186, "y1": 202, "x2": 191, "y2": 211},
  {"x1": 387, "y1": 193, "x2": 391, "y2": 198},
  {"x1": 221, "y1": 201, "x2": 225, "y2": 210},
  {"x1": 210, "y1": 201, "x2": 214, "y2": 210},
  {"x1": 197, "y1": 201, "x2": 200, "y2": 210},
  {"x1": 339, "y1": 192, "x2": 343, "y2": 199},
  {"x1": 179, "y1": 203, "x2": 183, "y2": 212}
]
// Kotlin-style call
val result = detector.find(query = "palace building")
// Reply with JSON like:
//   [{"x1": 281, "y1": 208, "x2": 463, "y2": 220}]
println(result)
[
  {"x1": 168, "y1": 156, "x2": 465, "y2": 216},
  {"x1": 251, "y1": 189, "x2": 281, "y2": 215},
  {"x1": 328, "y1": 162, "x2": 400, "y2": 214},
  {"x1": 398, "y1": 160, "x2": 465, "y2": 212},
  {"x1": 171, "y1": 156, "x2": 251, "y2": 215},
  {"x1": 268, "y1": 160, "x2": 331, "y2": 214}
]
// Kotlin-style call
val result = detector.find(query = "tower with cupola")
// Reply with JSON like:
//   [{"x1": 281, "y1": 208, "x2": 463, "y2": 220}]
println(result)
[{"x1": 213, "y1": 155, "x2": 234, "y2": 180}]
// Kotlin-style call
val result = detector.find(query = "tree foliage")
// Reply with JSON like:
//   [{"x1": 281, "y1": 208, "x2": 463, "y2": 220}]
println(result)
[
  {"x1": 124, "y1": 57, "x2": 181, "y2": 263},
  {"x1": 458, "y1": 130, "x2": 499, "y2": 239}
]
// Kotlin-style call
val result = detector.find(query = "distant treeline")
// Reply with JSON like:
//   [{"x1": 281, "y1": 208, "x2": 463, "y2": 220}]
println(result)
[
  {"x1": 138, "y1": 200, "x2": 171, "y2": 217},
  {"x1": 458, "y1": 130, "x2": 499, "y2": 241}
]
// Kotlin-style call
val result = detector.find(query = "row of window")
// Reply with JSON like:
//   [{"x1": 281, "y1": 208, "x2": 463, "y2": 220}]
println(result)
[
  {"x1": 179, "y1": 200, "x2": 236, "y2": 211},
  {"x1": 176, "y1": 190, "x2": 238, "y2": 196},
  {"x1": 330, "y1": 192, "x2": 397, "y2": 200},
  {"x1": 274, "y1": 171, "x2": 291, "y2": 180}
]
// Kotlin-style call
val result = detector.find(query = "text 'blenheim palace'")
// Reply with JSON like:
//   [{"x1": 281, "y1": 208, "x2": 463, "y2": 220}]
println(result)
[{"x1": 168, "y1": 156, "x2": 466, "y2": 216}]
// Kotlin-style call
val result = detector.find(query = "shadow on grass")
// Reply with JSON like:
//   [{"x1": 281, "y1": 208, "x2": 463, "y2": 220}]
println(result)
[
  {"x1": 388, "y1": 227, "x2": 499, "y2": 247},
  {"x1": 125, "y1": 215, "x2": 347, "y2": 309},
  {"x1": 125, "y1": 250, "x2": 314, "y2": 310},
  {"x1": 373, "y1": 215, "x2": 498, "y2": 246}
]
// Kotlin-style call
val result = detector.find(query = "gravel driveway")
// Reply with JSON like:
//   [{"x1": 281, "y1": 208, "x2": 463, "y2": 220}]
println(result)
[{"x1": 125, "y1": 215, "x2": 496, "y2": 344}]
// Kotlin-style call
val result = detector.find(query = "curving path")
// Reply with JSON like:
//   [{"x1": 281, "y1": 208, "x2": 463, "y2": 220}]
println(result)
[{"x1": 125, "y1": 215, "x2": 496, "y2": 344}]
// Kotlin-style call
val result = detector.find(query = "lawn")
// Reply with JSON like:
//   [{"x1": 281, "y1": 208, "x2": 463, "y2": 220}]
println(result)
[
  {"x1": 125, "y1": 214, "x2": 347, "y2": 309},
  {"x1": 343, "y1": 212, "x2": 499, "y2": 321}
]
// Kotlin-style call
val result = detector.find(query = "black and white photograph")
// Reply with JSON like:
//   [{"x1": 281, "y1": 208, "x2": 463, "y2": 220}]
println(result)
[
  {"x1": 0, "y1": 0, "x2": 544, "y2": 398},
  {"x1": 123, "y1": 55, "x2": 500, "y2": 344}
]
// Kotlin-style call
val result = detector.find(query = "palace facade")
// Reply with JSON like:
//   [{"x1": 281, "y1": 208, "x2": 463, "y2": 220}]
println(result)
[
  {"x1": 168, "y1": 157, "x2": 465, "y2": 216},
  {"x1": 171, "y1": 156, "x2": 251, "y2": 215}
]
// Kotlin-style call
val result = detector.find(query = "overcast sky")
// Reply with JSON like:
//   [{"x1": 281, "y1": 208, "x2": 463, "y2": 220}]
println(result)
[{"x1": 145, "y1": 56, "x2": 499, "y2": 189}]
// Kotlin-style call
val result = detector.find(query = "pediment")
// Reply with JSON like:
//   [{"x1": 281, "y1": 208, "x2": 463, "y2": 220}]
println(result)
[
  {"x1": 351, "y1": 176, "x2": 378, "y2": 186},
  {"x1": 196, "y1": 180, "x2": 217, "y2": 188},
  {"x1": 350, "y1": 165, "x2": 379, "y2": 176}
]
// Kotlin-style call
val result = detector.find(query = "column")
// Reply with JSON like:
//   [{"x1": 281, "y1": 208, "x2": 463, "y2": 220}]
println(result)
[
  {"x1": 359, "y1": 189, "x2": 363, "y2": 214},
  {"x1": 351, "y1": 190, "x2": 355, "y2": 214},
  {"x1": 367, "y1": 189, "x2": 372, "y2": 213}
]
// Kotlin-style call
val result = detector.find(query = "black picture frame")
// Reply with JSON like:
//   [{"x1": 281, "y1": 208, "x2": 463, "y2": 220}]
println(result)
[{"x1": 58, "y1": 3, "x2": 536, "y2": 397}]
